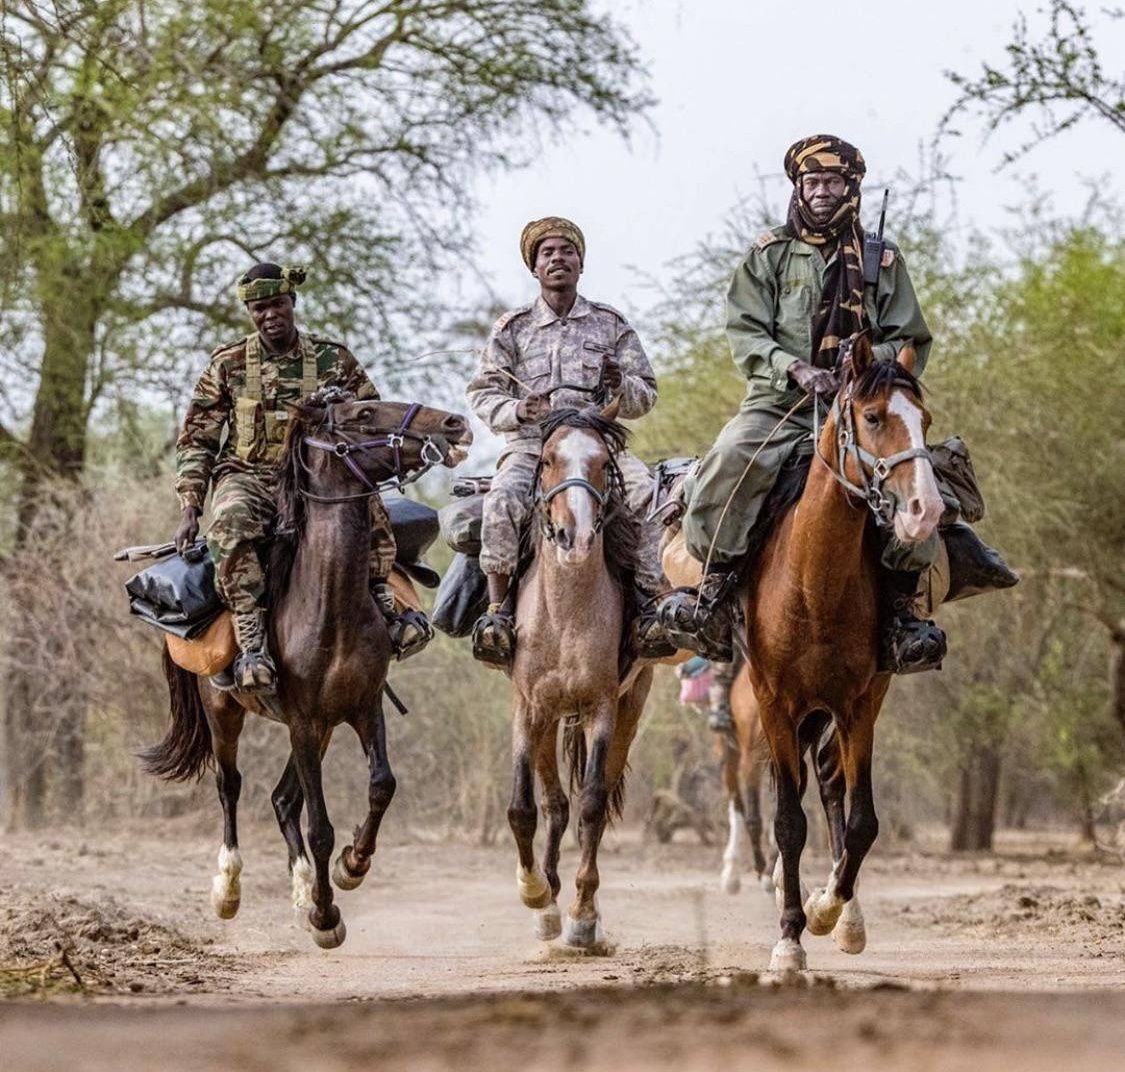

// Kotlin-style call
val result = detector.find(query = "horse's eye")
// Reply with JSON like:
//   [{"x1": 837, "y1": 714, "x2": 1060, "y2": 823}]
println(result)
[
  {"x1": 358, "y1": 408, "x2": 373, "y2": 421},
  {"x1": 863, "y1": 412, "x2": 880, "y2": 427}
]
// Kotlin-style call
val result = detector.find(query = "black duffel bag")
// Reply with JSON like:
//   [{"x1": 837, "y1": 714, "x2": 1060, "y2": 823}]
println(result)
[
  {"x1": 125, "y1": 542, "x2": 222, "y2": 639},
  {"x1": 431, "y1": 552, "x2": 489, "y2": 637}
]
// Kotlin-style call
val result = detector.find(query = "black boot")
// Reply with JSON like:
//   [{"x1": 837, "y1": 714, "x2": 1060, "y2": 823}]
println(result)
[
  {"x1": 231, "y1": 609, "x2": 278, "y2": 693},
  {"x1": 943, "y1": 522, "x2": 1019, "y2": 602},
  {"x1": 880, "y1": 570, "x2": 947, "y2": 675},
  {"x1": 372, "y1": 580, "x2": 434, "y2": 660},
  {"x1": 634, "y1": 586, "x2": 678, "y2": 660},
  {"x1": 471, "y1": 574, "x2": 516, "y2": 670},
  {"x1": 657, "y1": 570, "x2": 736, "y2": 663}
]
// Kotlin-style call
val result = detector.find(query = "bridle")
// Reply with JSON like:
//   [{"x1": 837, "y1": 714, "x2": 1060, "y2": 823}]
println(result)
[
  {"x1": 813, "y1": 377, "x2": 933, "y2": 528},
  {"x1": 533, "y1": 434, "x2": 622, "y2": 545},
  {"x1": 300, "y1": 402, "x2": 450, "y2": 504}
]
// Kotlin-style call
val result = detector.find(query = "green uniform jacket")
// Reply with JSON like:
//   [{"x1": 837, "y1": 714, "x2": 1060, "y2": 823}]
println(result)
[{"x1": 727, "y1": 226, "x2": 932, "y2": 407}]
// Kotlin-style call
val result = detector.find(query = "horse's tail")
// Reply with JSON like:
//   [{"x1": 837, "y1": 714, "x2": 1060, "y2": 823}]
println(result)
[
  {"x1": 138, "y1": 647, "x2": 213, "y2": 781},
  {"x1": 563, "y1": 719, "x2": 628, "y2": 823}
]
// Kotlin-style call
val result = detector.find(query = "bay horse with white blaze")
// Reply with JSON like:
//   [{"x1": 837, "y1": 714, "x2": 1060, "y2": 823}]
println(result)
[
  {"x1": 743, "y1": 335, "x2": 943, "y2": 972},
  {"x1": 506, "y1": 401, "x2": 654, "y2": 949},
  {"x1": 142, "y1": 392, "x2": 471, "y2": 948}
]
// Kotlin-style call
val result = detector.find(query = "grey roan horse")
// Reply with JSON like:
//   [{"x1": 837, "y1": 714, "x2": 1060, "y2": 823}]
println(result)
[{"x1": 142, "y1": 393, "x2": 471, "y2": 948}]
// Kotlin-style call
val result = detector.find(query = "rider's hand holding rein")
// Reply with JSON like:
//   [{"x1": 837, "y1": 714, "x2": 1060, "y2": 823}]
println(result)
[
  {"x1": 516, "y1": 393, "x2": 551, "y2": 423},
  {"x1": 786, "y1": 359, "x2": 839, "y2": 396},
  {"x1": 600, "y1": 356, "x2": 624, "y2": 392},
  {"x1": 174, "y1": 505, "x2": 201, "y2": 553}
]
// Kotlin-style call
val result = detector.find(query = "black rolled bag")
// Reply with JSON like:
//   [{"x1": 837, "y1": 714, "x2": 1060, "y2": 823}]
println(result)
[{"x1": 125, "y1": 542, "x2": 222, "y2": 639}]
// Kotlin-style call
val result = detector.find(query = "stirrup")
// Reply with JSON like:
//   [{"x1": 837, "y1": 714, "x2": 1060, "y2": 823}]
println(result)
[
  {"x1": 880, "y1": 615, "x2": 946, "y2": 675},
  {"x1": 232, "y1": 650, "x2": 278, "y2": 694},
  {"x1": 634, "y1": 596, "x2": 678, "y2": 660},
  {"x1": 388, "y1": 608, "x2": 433, "y2": 661},
  {"x1": 471, "y1": 609, "x2": 515, "y2": 670}
]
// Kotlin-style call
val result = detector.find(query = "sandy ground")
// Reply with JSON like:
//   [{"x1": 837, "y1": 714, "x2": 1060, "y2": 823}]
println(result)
[{"x1": 2, "y1": 824, "x2": 1124, "y2": 1070}]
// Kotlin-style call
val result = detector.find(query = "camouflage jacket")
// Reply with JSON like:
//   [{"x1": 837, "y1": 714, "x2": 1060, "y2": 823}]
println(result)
[
  {"x1": 466, "y1": 294, "x2": 657, "y2": 458},
  {"x1": 728, "y1": 227, "x2": 932, "y2": 408},
  {"x1": 175, "y1": 331, "x2": 378, "y2": 511}
]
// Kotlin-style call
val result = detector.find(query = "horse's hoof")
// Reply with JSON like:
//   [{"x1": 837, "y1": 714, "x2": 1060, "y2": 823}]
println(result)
[
  {"x1": 332, "y1": 848, "x2": 368, "y2": 891},
  {"x1": 804, "y1": 887, "x2": 843, "y2": 937},
  {"x1": 769, "y1": 938, "x2": 807, "y2": 974},
  {"x1": 517, "y1": 865, "x2": 553, "y2": 910},
  {"x1": 759, "y1": 872, "x2": 775, "y2": 895},
  {"x1": 210, "y1": 882, "x2": 240, "y2": 920},
  {"x1": 562, "y1": 914, "x2": 604, "y2": 951},
  {"x1": 309, "y1": 915, "x2": 347, "y2": 950},
  {"x1": 720, "y1": 868, "x2": 741, "y2": 895},
  {"x1": 833, "y1": 901, "x2": 866, "y2": 954},
  {"x1": 293, "y1": 905, "x2": 312, "y2": 931},
  {"x1": 534, "y1": 902, "x2": 562, "y2": 942}
]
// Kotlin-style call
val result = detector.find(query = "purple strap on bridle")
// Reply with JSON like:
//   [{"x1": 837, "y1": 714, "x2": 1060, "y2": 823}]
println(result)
[{"x1": 303, "y1": 402, "x2": 425, "y2": 497}]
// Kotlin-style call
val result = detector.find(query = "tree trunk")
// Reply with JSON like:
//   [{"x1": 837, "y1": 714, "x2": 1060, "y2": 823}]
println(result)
[
  {"x1": 3, "y1": 298, "x2": 96, "y2": 828},
  {"x1": 950, "y1": 745, "x2": 1002, "y2": 852}
]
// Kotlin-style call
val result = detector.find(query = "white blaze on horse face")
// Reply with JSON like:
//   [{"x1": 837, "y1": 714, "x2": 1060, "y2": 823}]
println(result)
[
  {"x1": 553, "y1": 431, "x2": 604, "y2": 565},
  {"x1": 887, "y1": 390, "x2": 943, "y2": 545}
]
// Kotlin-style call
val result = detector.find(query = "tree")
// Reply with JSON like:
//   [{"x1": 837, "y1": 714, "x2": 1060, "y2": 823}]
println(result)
[
  {"x1": 941, "y1": 1, "x2": 1125, "y2": 167},
  {"x1": 0, "y1": 0, "x2": 650, "y2": 826}
]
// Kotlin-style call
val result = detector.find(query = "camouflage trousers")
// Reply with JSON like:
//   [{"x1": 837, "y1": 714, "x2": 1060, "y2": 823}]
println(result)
[
  {"x1": 206, "y1": 470, "x2": 397, "y2": 614},
  {"x1": 480, "y1": 450, "x2": 665, "y2": 593},
  {"x1": 682, "y1": 400, "x2": 941, "y2": 575}
]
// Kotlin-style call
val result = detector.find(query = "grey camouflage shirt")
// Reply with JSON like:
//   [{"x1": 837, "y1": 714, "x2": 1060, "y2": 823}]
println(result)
[{"x1": 466, "y1": 294, "x2": 657, "y2": 457}]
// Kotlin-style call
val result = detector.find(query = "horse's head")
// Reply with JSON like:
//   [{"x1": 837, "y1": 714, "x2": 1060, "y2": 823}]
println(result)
[
  {"x1": 831, "y1": 335, "x2": 943, "y2": 545},
  {"x1": 287, "y1": 388, "x2": 472, "y2": 502},
  {"x1": 535, "y1": 399, "x2": 627, "y2": 567}
]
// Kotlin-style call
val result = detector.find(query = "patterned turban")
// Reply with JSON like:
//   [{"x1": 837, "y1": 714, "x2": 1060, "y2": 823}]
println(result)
[
  {"x1": 520, "y1": 217, "x2": 585, "y2": 270},
  {"x1": 781, "y1": 136, "x2": 868, "y2": 368},
  {"x1": 236, "y1": 264, "x2": 308, "y2": 303}
]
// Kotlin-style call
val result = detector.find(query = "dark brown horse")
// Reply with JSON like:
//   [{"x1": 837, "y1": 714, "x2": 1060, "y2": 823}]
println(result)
[
  {"x1": 142, "y1": 394, "x2": 471, "y2": 948},
  {"x1": 743, "y1": 337, "x2": 944, "y2": 971},
  {"x1": 506, "y1": 402, "x2": 654, "y2": 949}
]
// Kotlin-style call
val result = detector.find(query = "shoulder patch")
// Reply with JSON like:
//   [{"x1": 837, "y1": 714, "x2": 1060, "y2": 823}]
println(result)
[
  {"x1": 308, "y1": 333, "x2": 348, "y2": 351},
  {"x1": 209, "y1": 338, "x2": 246, "y2": 360},
  {"x1": 492, "y1": 303, "x2": 533, "y2": 333},
  {"x1": 754, "y1": 227, "x2": 787, "y2": 251},
  {"x1": 880, "y1": 247, "x2": 896, "y2": 268},
  {"x1": 588, "y1": 299, "x2": 627, "y2": 321}
]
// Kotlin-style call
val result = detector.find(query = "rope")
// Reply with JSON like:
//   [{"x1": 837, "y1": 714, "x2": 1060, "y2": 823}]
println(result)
[{"x1": 695, "y1": 391, "x2": 814, "y2": 609}]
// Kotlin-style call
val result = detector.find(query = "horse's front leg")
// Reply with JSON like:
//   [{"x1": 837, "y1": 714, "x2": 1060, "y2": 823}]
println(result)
[
  {"x1": 207, "y1": 703, "x2": 246, "y2": 920},
  {"x1": 333, "y1": 700, "x2": 397, "y2": 891},
  {"x1": 806, "y1": 710, "x2": 880, "y2": 955},
  {"x1": 532, "y1": 724, "x2": 567, "y2": 941},
  {"x1": 565, "y1": 696, "x2": 618, "y2": 950},
  {"x1": 290, "y1": 722, "x2": 345, "y2": 949},
  {"x1": 508, "y1": 701, "x2": 552, "y2": 921}
]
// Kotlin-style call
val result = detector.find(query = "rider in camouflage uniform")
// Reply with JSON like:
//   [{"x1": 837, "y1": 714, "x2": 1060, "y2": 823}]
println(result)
[
  {"x1": 662, "y1": 136, "x2": 1016, "y2": 672},
  {"x1": 173, "y1": 262, "x2": 423, "y2": 692},
  {"x1": 465, "y1": 217, "x2": 672, "y2": 667}
]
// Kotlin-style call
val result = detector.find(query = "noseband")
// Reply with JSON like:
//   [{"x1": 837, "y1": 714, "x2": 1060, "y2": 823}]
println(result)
[
  {"x1": 534, "y1": 444, "x2": 621, "y2": 545},
  {"x1": 300, "y1": 403, "x2": 449, "y2": 503},
  {"x1": 814, "y1": 382, "x2": 934, "y2": 527}
]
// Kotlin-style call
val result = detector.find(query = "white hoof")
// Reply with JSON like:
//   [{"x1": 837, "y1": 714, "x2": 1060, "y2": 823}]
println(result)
[
  {"x1": 769, "y1": 937, "x2": 807, "y2": 974},
  {"x1": 720, "y1": 866, "x2": 741, "y2": 895},
  {"x1": 833, "y1": 899, "x2": 867, "y2": 954},
  {"x1": 516, "y1": 865, "x2": 552, "y2": 909},
  {"x1": 332, "y1": 849, "x2": 367, "y2": 891},
  {"x1": 291, "y1": 857, "x2": 314, "y2": 910},
  {"x1": 534, "y1": 902, "x2": 562, "y2": 942},
  {"x1": 210, "y1": 846, "x2": 242, "y2": 920},
  {"x1": 759, "y1": 872, "x2": 775, "y2": 895},
  {"x1": 804, "y1": 887, "x2": 844, "y2": 937},
  {"x1": 562, "y1": 913, "x2": 604, "y2": 950},
  {"x1": 309, "y1": 915, "x2": 347, "y2": 950}
]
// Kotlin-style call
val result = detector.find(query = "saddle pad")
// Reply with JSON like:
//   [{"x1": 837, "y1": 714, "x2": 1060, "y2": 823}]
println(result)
[
  {"x1": 166, "y1": 612, "x2": 237, "y2": 676},
  {"x1": 661, "y1": 529, "x2": 704, "y2": 589}
]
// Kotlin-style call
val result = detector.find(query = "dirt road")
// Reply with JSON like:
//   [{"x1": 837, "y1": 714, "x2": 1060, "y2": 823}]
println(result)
[{"x1": 2, "y1": 825, "x2": 1124, "y2": 1069}]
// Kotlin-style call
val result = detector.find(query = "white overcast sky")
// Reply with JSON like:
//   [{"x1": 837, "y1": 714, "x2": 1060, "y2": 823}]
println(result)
[{"x1": 467, "y1": 0, "x2": 1120, "y2": 319}]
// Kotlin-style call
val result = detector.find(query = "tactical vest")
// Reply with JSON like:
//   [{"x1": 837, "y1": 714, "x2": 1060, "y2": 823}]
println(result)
[{"x1": 233, "y1": 332, "x2": 319, "y2": 464}]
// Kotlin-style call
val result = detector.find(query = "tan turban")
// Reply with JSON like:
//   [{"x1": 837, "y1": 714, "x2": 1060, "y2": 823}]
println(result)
[
  {"x1": 236, "y1": 264, "x2": 307, "y2": 303},
  {"x1": 519, "y1": 217, "x2": 585, "y2": 270}
]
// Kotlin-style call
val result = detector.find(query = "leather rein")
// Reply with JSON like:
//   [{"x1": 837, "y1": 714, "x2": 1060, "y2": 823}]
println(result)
[
  {"x1": 812, "y1": 379, "x2": 933, "y2": 528},
  {"x1": 299, "y1": 403, "x2": 449, "y2": 504}
]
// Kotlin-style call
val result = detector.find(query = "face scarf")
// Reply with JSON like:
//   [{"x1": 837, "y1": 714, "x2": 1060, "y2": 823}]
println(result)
[{"x1": 782, "y1": 136, "x2": 867, "y2": 368}]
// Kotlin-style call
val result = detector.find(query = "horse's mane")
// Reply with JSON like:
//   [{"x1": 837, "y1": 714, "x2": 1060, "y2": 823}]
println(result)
[
  {"x1": 848, "y1": 355, "x2": 924, "y2": 402},
  {"x1": 531, "y1": 407, "x2": 642, "y2": 594}
]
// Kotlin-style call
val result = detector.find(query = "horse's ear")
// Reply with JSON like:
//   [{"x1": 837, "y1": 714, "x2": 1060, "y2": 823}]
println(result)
[
  {"x1": 897, "y1": 342, "x2": 918, "y2": 375},
  {"x1": 291, "y1": 398, "x2": 325, "y2": 422},
  {"x1": 599, "y1": 395, "x2": 621, "y2": 422},
  {"x1": 848, "y1": 332, "x2": 873, "y2": 377}
]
